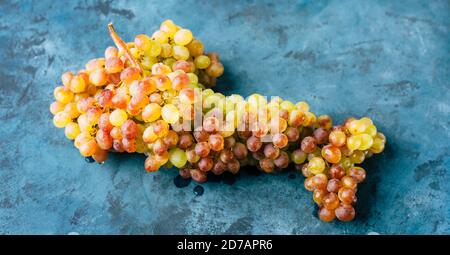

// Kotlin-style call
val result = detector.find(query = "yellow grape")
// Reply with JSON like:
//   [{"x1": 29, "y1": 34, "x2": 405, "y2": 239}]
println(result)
[
  {"x1": 160, "y1": 19, "x2": 177, "y2": 38},
  {"x1": 174, "y1": 29, "x2": 193, "y2": 46},
  {"x1": 65, "y1": 122, "x2": 80, "y2": 140},
  {"x1": 358, "y1": 133, "x2": 374, "y2": 150},
  {"x1": 308, "y1": 156, "x2": 326, "y2": 174},
  {"x1": 347, "y1": 135, "x2": 362, "y2": 151},
  {"x1": 172, "y1": 45, "x2": 190, "y2": 60},
  {"x1": 69, "y1": 74, "x2": 86, "y2": 93},
  {"x1": 142, "y1": 103, "x2": 162, "y2": 122},
  {"x1": 49, "y1": 101, "x2": 65, "y2": 115},
  {"x1": 109, "y1": 109, "x2": 128, "y2": 127},
  {"x1": 152, "y1": 30, "x2": 169, "y2": 44},
  {"x1": 54, "y1": 86, "x2": 74, "y2": 104},
  {"x1": 161, "y1": 104, "x2": 180, "y2": 124},
  {"x1": 365, "y1": 124, "x2": 377, "y2": 137},
  {"x1": 169, "y1": 147, "x2": 187, "y2": 168},
  {"x1": 53, "y1": 111, "x2": 71, "y2": 128},
  {"x1": 64, "y1": 102, "x2": 80, "y2": 119},
  {"x1": 160, "y1": 43, "x2": 173, "y2": 58},
  {"x1": 295, "y1": 101, "x2": 310, "y2": 112},
  {"x1": 280, "y1": 100, "x2": 295, "y2": 112}
]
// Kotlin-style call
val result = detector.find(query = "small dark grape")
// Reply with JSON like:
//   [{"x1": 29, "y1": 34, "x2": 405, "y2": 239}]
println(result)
[
  {"x1": 313, "y1": 128, "x2": 329, "y2": 145},
  {"x1": 219, "y1": 150, "x2": 234, "y2": 163},
  {"x1": 227, "y1": 159, "x2": 240, "y2": 174},
  {"x1": 198, "y1": 157, "x2": 213, "y2": 172},
  {"x1": 178, "y1": 133, "x2": 194, "y2": 150},
  {"x1": 233, "y1": 142, "x2": 248, "y2": 159},
  {"x1": 285, "y1": 127, "x2": 300, "y2": 142},
  {"x1": 195, "y1": 142, "x2": 211, "y2": 157},
  {"x1": 212, "y1": 160, "x2": 227, "y2": 175},
  {"x1": 301, "y1": 136, "x2": 317, "y2": 153},
  {"x1": 335, "y1": 204, "x2": 355, "y2": 222},
  {"x1": 263, "y1": 143, "x2": 280, "y2": 159},
  {"x1": 246, "y1": 136, "x2": 262, "y2": 152},
  {"x1": 274, "y1": 151, "x2": 289, "y2": 168}
]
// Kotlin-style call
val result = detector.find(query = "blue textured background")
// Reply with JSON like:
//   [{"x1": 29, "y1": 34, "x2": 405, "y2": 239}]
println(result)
[{"x1": 0, "y1": 0, "x2": 449, "y2": 234}]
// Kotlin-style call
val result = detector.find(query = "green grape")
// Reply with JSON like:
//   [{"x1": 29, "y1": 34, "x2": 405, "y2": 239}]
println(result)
[{"x1": 169, "y1": 147, "x2": 187, "y2": 168}]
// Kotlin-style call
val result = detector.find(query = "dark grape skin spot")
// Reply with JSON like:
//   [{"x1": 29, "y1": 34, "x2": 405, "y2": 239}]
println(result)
[
  {"x1": 85, "y1": 156, "x2": 95, "y2": 163},
  {"x1": 193, "y1": 185, "x2": 204, "y2": 196},
  {"x1": 173, "y1": 175, "x2": 191, "y2": 188}
]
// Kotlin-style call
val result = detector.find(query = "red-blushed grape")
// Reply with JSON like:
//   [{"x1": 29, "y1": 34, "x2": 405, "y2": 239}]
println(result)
[
  {"x1": 163, "y1": 130, "x2": 179, "y2": 148},
  {"x1": 301, "y1": 164, "x2": 313, "y2": 178},
  {"x1": 313, "y1": 189, "x2": 328, "y2": 205},
  {"x1": 105, "y1": 57, "x2": 125, "y2": 73},
  {"x1": 110, "y1": 127, "x2": 123, "y2": 140},
  {"x1": 328, "y1": 164, "x2": 345, "y2": 179},
  {"x1": 317, "y1": 115, "x2": 332, "y2": 130},
  {"x1": 260, "y1": 158, "x2": 275, "y2": 173},
  {"x1": 203, "y1": 116, "x2": 220, "y2": 133},
  {"x1": 141, "y1": 103, "x2": 161, "y2": 123},
  {"x1": 153, "y1": 138, "x2": 169, "y2": 155},
  {"x1": 291, "y1": 149, "x2": 307, "y2": 164},
  {"x1": 304, "y1": 177, "x2": 315, "y2": 191},
  {"x1": 198, "y1": 157, "x2": 213, "y2": 172},
  {"x1": 313, "y1": 128, "x2": 329, "y2": 145},
  {"x1": 341, "y1": 176, "x2": 357, "y2": 189},
  {"x1": 274, "y1": 151, "x2": 289, "y2": 168},
  {"x1": 335, "y1": 204, "x2": 355, "y2": 222},
  {"x1": 327, "y1": 179, "x2": 341, "y2": 193},
  {"x1": 321, "y1": 145, "x2": 342, "y2": 164},
  {"x1": 246, "y1": 136, "x2": 262, "y2": 152},
  {"x1": 120, "y1": 67, "x2": 141, "y2": 84},
  {"x1": 288, "y1": 110, "x2": 305, "y2": 127},
  {"x1": 149, "y1": 92, "x2": 163, "y2": 105},
  {"x1": 92, "y1": 149, "x2": 109, "y2": 163},
  {"x1": 178, "y1": 133, "x2": 194, "y2": 150},
  {"x1": 190, "y1": 169, "x2": 207, "y2": 183},
  {"x1": 233, "y1": 142, "x2": 248, "y2": 159},
  {"x1": 212, "y1": 160, "x2": 227, "y2": 175},
  {"x1": 113, "y1": 139, "x2": 125, "y2": 152},
  {"x1": 186, "y1": 147, "x2": 200, "y2": 163},
  {"x1": 79, "y1": 139, "x2": 98, "y2": 157},
  {"x1": 151, "y1": 63, "x2": 171, "y2": 75},
  {"x1": 219, "y1": 150, "x2": 234, "y2": 163},
  {"x1": 208, "y1": 134, "x2": 224, "y2": 151},
  {"x1": 121, "y1": 119, "x2": 138, "y2": 139},
  {"x1": 194, "y1": 127, "x2": 209, "y2": 142},
  {"x1": 111, "y1": 94, "x2": 128, "y2": 109},
  {"x1": 122, "y1": 138, "x2": 136, "y2": 153},
  {"x1": 155, "y1": 151, "x2": 169, "y2": 166},
  {"x1": 323, "y1": 192, "x2": 340, "y2": 210},
  {"x1": 301, "y1": 136, "x2": 317, "y2": 153},
  {"x1": 329, "y1": 130, "x2": 347, "y2": 147},
  {"x1": 105, "y1": 46, "x2": 118, "y2": 59},
  {"x1": 172, "y1": 60, "x2": 191, "y2": 72},
  {"x1": 69, "y1": 74, "x2": 86, "y2": 93},
  {"x1": 318, "y1": 207, "x2": 335, "y2": 222},
  {"x1": 338, "y1": 187, "x2": 356, "y2": 205},
  {"x1": 195, "y1": 142, "x2": 211, "y2": 157},
  {"x1": 179, "y1": 88, "x2": 196, "y2": 104},
  {"x1": 311, "y1": 173, "x2": 328, "y2": 190},
  {"x1": 86, "y1": 107, "x2": 102, "y2": 125},
  {"x1": 142, "y1": 126, "x2": 157, "y2": 143},
  {"x1": 263, "y1": 144, "x2": 280, "y2": 159},
  {"x1": 96, "y1": 129, "x2": 113, "y2": 150},
  {"x1": 227, "y1": 159, "x2": 240, "y2": 174},
  {"x1": 206, "y1": 62, "x2": 224, "y2": 77},
  {"x1": 272, "y1": 133, "x2": 288, "y2": 149},
  {"x1": 153, "y1": 120, "x2": 169, "y2": 137},
  {"x1": 144, "y1": 155, "x2": 160, "y2": 172},
  {"x1": 285, "y1": 127, "x2": 300, "y2": 142},
  {"x1": 348, "y1": 166, "x2": 366, "y2": 183},
  {"x1": 97, "y1": 89, "x2": 114, "y2": 108}
]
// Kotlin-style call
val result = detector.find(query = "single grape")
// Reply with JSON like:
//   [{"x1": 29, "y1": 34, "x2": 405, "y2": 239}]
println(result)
[
  {"x1": 206, "y1": 62, "x2": 224, "y2": 77},
  {"x1": 174, "y1": 29, "x2": 193, "y2": 46},
  {"x1": 193, "y1": 127, "x2": 209, "y2": 142},
  {"x1": 190, "y1": 169, "x2": 207, "y2": 183},
  {"x1": 122, "y1": 138, "x2": 136, "y2": 153},
  {"x1": 50, "y1": 101, "x2": 65, "y2": 115},
  {"x1": 317, "y1": 115, "x2": 332, "y2": 130},
  {"x1": 227, "y1": 159, "x2": 240, "y2": 174},
  {"x1": 109, "y1": 109, "x2": 128, "y2": 127},
  {"x1": 54, "y1": 86, "x2": 74, "y2": 104},
  {"x1": 92, "y1": 149, "x2": 109, "y2": 163},
  {"x1": 260, "y1": 158, "x2": 275, "y2": 173},
  {"x1": 53, "y1": 111, "x2": 72, "y2": 128},
  {"x1": 327, "y1": 179, "x2": 341, "y2": 193},
  {"x1": 313, "y1": 128, "x2": 329, "y2": 145},
  {"x1": 321, "y1": 145, "x2": 342, "y2": 164},
  {"x1": 186, "y1": 39, "x2": 204, "y2": 57},
  {"x1": 263, "y1": 143, "x2": 280, "y2": 159},
  {"x1": 208, "y1": 134, "x2": 224, "y2": 151},
  {"x1": 186, "y1": 147, "x2": 200, "y2": 163},
  {"x1": 212, "y1": 160, "x2": 227, "y2": 175},
  {"x1": 65, "y1": 122, "x2": 80, "y2": 140},
  {"x1": 318, "y1": 207, "x2": 335, "y2": 222},
  {"x1": 178, "y1": 133, "x2": 194, "y2": 150},
  {"x1": 308, "y1": 157, "x2": 326, "y2": 174},
  {"x1": 163, "y1": 130, "x2": 179, "y2": 148},
  {"x1": 313, "y1": 189, "x2": 328, "y2": 205},
  {"x1": 323, "y1": 192, "x2": 340, "y2": 210},
  {"x1": 335, "y1": 204, "x2": 355, "y2": 221},
  {"x1": 274, "y1": 151, "x2": 289, "y2": 168},
  {"x1": 198, "y1": 157, "x2": 213, "y2": 172},
  {"x1": 301, "y1": 136, "x2": 317, "y2": 153},
  {"x1": 329, "y1": 130, "x2": 346, "y2": 147},
  {"x1": 233, "y1": 142, "x2": 248, "y2": 159},
  {"x1": 169, "y1": 147, "x2": 187, "y2": 168},
  {"x1": 79, "y1": 139, "x2": 98, "y2": 157},
  {"x1": 272, "y1": 133, "x2": 288, "y2": 149},
  {"x1": 194, "y1": 55, "x2": 211, "y2": 69},
  {"x1": 288, "y1": 110, "x2": 305, "y2": 127},
  {"x1": 141, "y1": 103, "x2": 162, "y2": 122},
  {"x1": 285, "y1": 127, "x2": 300, "y2": 142},
  {"x1": 346, "y1": 135, "x2": 362, "y2": 151},
  {"x1": 219, "y1": 150, "x2": 234, "y2": 163},
  {"x1": 348, "y1": 166, "x2": 366, "y2": 183},
  {"x1": 291, "y1": 149, "x2": 307, "y2": 164},
  {"x1": 96, "y1": 129, "x2": 113, "y2": 150},
  {"x1": 120, "y1": 67, "x2": 141, "y2": 84},
  {"x1": 338, "y1": 187, "x2": 356, "y2": 205},
  {"x1": 144, "y1": 155, "x2": 160, "y2": 172},
  {"x1": 153, "y1": 120, "x2": 169, "y2": 137},
  {"x1": 121, "y1": 119, "x2": 138, "y2": 139},
  {"x1": 173, "y1": 45, "x2": 190, "y2": 60},
  {"x1": 195, "y1": 142, "x2": 211, "y2": 157},
  {"x1": 341, "y1": 176, "x2": 357, "y2": 189},
  {"x1": 246, "y1": 136, "x2": 262, "y2": 152},
  {"x1": 311, "y1": 173, "x2": 328, "y2": 190},
  {"x1": 153, "y1": 138, "x2": 169, "y2": 155}
]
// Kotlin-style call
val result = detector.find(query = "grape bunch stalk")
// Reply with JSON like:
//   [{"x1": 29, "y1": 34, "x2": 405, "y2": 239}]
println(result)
[{"x1": 50, "y1": 20, "x2": 386, "y2": 222}]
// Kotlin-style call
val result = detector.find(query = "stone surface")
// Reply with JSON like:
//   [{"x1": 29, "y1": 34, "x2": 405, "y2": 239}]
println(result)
[{"x1": 0, "y1": 0, "x2": 449, "y2": 234}]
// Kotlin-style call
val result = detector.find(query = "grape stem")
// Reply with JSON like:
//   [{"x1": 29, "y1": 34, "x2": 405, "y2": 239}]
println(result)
[{"x1": 108, "y1": 23, "x2": 143, "y2": 73}]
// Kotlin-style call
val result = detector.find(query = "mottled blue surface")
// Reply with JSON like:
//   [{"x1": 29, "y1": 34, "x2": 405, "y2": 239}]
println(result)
[{"x1": 0, "y1": 0, "x2": 449, "y2": 234}]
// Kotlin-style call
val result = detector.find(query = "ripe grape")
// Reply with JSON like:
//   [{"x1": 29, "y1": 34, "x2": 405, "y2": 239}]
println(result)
[
  {"x1": 194, "y1": 127, "x2": 209, "y2": 142},
  {"x1": 212, "y1": 160, "x2": 227, "y2": 175},
  {"x1": 288, "y1": 110, "x2": 305, "y2": 127},
  {"x1": 198, "y1": 157, "x2": 213, "y2": 172},
  {"x1": 79, "y1": 139, "x2": 98, "y2": 157},
  {"x1": 348, "y1": 166, "x2": 366, "y2": 183},
  {"x1": 260, "y1": 158, "x2": 275, "y2": 173},
  {"x1": 311, "y1": 173, "x2": 328, "y2": 190},
  {"x1": 142, "y1": 126, "x2": 158, "y2": 143},
  {"x1": 163, "y1": 130, "x2": 179, "y2": 148},
  {"x1": 120, "y1": 67, "x2": 141, "y2": 84},
  {"x1": 65, "y1": 122, "x2": 80, "y2": 140},
  {"x1": 190, "y1": 169, "x2": 207, "y2": 183},
  {"x1": 317, "y1": 115, "x2": 332, "y2": 130},
  {"x1": 313, "y1": 189, "x2": 328, "y2": 205},
  {"x1": 227, "y1": 159, "x2": 240, "y2": 174},
  {"x1": 195, "y1": 142, "x2": 211, "y2": 157},
  {"x1": 92, "y1": 149, "x2": 109, "y2": 163},
  {"x1": 144, "y1": 155, "x2": 160, "y2": 172},
  {"x1": 122, "y1": 138, "x2": 136, "y2": 153},
  {"x1": 318, "y1": 207, "x2": 335, "y2": 222},
  {"x1": 53, "y1": 111, "x2": 72, "y2": 128},
  {"x1": 178, "y1": 133, "x2": 194, "y2": 150},
  {"x1": 173, "y1": 45, "x2": 190, "y2": 60},
  {"x1": 50, "y1": 101, "x2": 65, "y2": 115},
  {"x1": 203, "y1": 116, "x2": 220, "y2": 133},
  {"x1": 291, "y1": 149, "x2": 307, "y2": 164},
  {"x1": 274, "y1": 151, "x2": 289, "y2": 168},
  {"x1": 335, "y1": 204, "x2": 355, "y2": 221},
  {"x1": 285, "y1": 127, "x2": 299, "y2": 142},
  {"x1": 329, "y1": 130, "x2": 346, "y2": 147},
  {"x1": 246, "y1": 136, "x2": 262, "y2": 152},
  {"x1": 208, "y1": 134, "x2": 224, "y2": 151},
  {"x1": 327, "y1": 179, "x2": 341, "y2": 193},
  {"x1": 54, "y1": 86, "x2": 74, "y2": 104},
  {"x1": 308, "y1": 157, "x2": 326, "y2": 174},
  {"x1": 186, "y1": 39, "x2": 204, "y2": 57},
  {"x1": 321, "y1": 145, "x2": 342, "y2": 164},
  {"x1": 153, "y1": 138, "x2": 169, "y2": 155},
  {"x1": 350, "y1": 150, "x2": 365, "y2": 164},
  {"x1": 194, "y1": 55, "x2": 211, "y2": 69},
  {"x1": 346, "y1": 135, "x2": 362, "y2": 151},
  {"x1": 169, "y1": 148, "x2": 187, "y2": 168},
  {"x1": 206, "y1": 62, "x2": 224, "y2": 77},
  {"x1": 272, "y1": 133, "x2": 288, "y2": 148},
  {"x1": 313, "y1": 128, "x2": 329, "y2": 145},
  {"x1": 263, "y1": 144, "x2": 280, "y2": 159},
  {"x1": 219, "y1": 150, "x2": 234, "y2": 163},
  {"x1": 233, "y1": 142, "x2": 248, "y2": 159},
  {"x1": 301, "y1": 136, "x2": 317, "y2": 153},
  {"x1": 113, "y1": 139, "x2": 125, "y2": 152},
  {"x1": 174, "y1": 29, "x2": 193, "y2": 46},
  {"x1": 142, "y1": 103, "x2": 162, "y2": 122},
  {"x1": 341, "y1": 176, "x2": 357, "y2": 189},
  {"x1": 96, "y1": 129, "x2": 113, "y2": 150},
  {"x1": 153, "y1": 120, "x2": 169, "y2": 137},
  {"x1": 323, "y1": 192, "x2": 340, "y2": 210},
  {"x1": 186, "y1": 147, "x2": 200, "y2": 163},
  {"x1": 338, "y1": 187, "x2": 356, "y2": 204},
  {"x1": 109, "y1": 109, "x2": 128, "y2": 127},
  {"x1": 304, "y1": 177, "x2": 315, "y2": 191}
]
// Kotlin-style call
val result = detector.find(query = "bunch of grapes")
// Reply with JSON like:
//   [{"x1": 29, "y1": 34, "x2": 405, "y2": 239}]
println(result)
[{"x1": 49, "y1": 20, "x2": 386, "y2": 222}]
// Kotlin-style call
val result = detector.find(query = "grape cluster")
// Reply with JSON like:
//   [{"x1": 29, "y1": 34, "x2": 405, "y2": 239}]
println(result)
[{"x1": 49, "y1": 20, "x2": 386, "y2": 223}]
